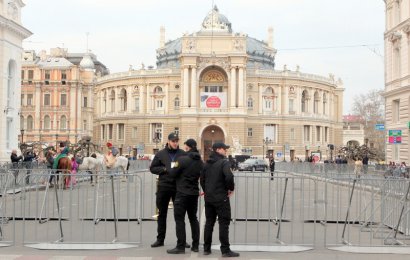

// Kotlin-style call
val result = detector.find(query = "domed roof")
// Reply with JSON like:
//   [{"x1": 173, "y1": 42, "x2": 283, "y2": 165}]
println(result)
[
  {"x1": 80, "y1": 53, "x2": 95, "y2": 70},
  {"x1": 201, "y1": 6, "x2": 232, "y2": 33}
]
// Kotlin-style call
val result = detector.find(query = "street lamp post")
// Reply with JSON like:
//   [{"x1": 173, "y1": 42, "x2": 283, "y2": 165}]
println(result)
[
  {"x1": 55, "y1": 133, "x2": 59, "y2": 151},
  {"x1": 20, "y1": 129, "x2": 25, "y2": 150},
  {"x1": 262, "y1": 137, "x2": 272, "y2": 160}
]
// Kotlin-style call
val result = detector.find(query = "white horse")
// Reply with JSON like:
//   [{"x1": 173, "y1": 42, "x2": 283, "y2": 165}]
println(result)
[
  {"x1": 78, "y1": 156, "x2": 103, "y2": 184},
  {"x1": 94, "y1": 153, "x2": 129, "y2": 181}
]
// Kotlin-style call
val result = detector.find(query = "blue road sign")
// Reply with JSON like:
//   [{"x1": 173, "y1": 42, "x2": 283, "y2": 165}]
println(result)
[
  {"x1": 375, "y1": 124, "x2": 385, "y2": 131},
  {"x1": 276, "y1": 152, "x2": 282, "y2": 157}
]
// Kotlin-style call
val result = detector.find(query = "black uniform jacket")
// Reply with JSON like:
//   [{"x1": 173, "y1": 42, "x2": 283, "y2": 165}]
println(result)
[
  {"x1": 150, "y1": 144, "x2": 185, "y2": 191},
  {"x1": 200, "y1": 152, "x2": 235, "y2": 203},
  {"x1": 169, "y1": 149, "x2": 203, "y2": 196}
]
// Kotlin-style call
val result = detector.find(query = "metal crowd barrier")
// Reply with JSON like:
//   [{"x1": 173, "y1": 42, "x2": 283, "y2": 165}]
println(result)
[
  {"x1": 0, "y1": 169, "x2": 143, "y2": 249},
  {"x1": 0, "y1": 162, "x2": 408, "y2": 254}
]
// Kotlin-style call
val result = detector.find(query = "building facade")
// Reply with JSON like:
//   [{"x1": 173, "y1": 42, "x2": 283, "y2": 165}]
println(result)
[
  {"x1": 0, "y1": 0, "x2": 31, "y2": 161},
  {"x1": 384, "y1": 0, "x2": 410, "y2": 163},
  {"x1": 20, "y1": 48, "x2": 108, "y2": 147},
  {"x1": 94, "y1": 7, "x2": 344, "y2": 161}
]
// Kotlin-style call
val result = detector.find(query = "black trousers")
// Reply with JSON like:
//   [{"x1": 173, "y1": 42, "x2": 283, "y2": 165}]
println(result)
[
  {"x1": 174, "y1": 193, "x2": 199, "y2": 249},
  {"x1": 204, "y1": 199, "x2": 231, "y2": 253},
  {"x1": 156, "y1": 188, "x2": 176, "y2": 241}
]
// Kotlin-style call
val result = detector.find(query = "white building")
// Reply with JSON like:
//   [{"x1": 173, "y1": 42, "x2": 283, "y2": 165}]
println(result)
[
  {"x1": 384, "y1": 0, "x2": 410, "y2": 163},
  {"x1": 0, "y1": 0, "x2": 31, "y2": 161}
]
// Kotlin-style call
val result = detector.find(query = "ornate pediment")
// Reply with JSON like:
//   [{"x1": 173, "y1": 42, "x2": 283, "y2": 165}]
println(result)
[
  {"x1": 202, "y1": 70, "x2": 225, "y2": 82},
  {"x1": 199, "y1": 57, "x2": 230, "y2": 71}
]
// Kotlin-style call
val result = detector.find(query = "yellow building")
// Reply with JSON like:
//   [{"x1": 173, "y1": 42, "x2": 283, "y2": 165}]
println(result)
[{"x1": 94, "y1": 6, "x2": 344, "y2": 161}]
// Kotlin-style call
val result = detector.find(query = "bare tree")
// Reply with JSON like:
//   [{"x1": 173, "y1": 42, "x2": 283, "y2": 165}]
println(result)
[{"x1": 350, "y1": 89, "x2": 385, "y2": 161}]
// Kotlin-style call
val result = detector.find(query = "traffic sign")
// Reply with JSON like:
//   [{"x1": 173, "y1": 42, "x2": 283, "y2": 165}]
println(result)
[
  {"x1": 375, "y1": 124, "x2": 385, "y2": 131},
  {"x1": 388, "y1": 130, "x2": 402, "y2": 144},
  {"x1": 276, "y1": 152, "x2": 282, "y2": 158}
]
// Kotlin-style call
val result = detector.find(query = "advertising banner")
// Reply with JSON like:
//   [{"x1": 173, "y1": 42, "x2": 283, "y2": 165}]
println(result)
[{"x1": 200, "y1": 92, "x2": 227, "y2": 108}]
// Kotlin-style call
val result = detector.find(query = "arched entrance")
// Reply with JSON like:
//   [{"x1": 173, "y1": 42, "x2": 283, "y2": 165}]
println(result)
[{"x1": 201, "y1": 125, "x2": 225, "y2": 161}]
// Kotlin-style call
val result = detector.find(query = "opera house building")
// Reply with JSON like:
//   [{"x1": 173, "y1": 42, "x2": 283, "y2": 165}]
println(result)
[{"x1": 94, "y1": 7, "x2": 344, "y2": 161}]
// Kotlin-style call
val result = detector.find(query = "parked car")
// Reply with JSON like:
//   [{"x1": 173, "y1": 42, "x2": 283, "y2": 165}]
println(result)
[{"x1": 238, "y1": 158, "x2": 268, "y2": 172}]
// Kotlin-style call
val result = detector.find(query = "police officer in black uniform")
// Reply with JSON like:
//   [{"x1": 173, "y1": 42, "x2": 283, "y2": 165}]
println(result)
[
  {"x1": 200, "y1": 142, "x2": 240, "y2": 257},
  {"x1": 167, "y1": 138, "x2": 203, "y2": 254},
  {"x1": 150, "y1": 133, "x2": 185, "y2": 248}
]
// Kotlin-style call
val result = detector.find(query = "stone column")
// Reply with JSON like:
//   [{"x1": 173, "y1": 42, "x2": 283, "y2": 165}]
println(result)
[
  {"x1": 191, "y1": 66, "x2": 197, "y2": 108},
  {"x1": 165, "y1": 84, "x2": 169, "y2": 113},
  {"x1": 238, "y1": 67, "x2": 244, "y2": 107},
  {"x1": 230, "y1": 67, "x2": 236, "y2": 108},
  {"x1": 146, "y1": 85, "x2": 151, "y2": 113},
  {"x1": 183, "y1": 67, "x2": 189, "y2": 107},
  {"x1": 139, "y1": 85, "x2": 144, "y2": 114},
  {"x1": 35, "y1": 84, "x2": 41, "y2": 130},
  {"x1": 258, "y1": 84, "x2": 263, "y2": 114}
]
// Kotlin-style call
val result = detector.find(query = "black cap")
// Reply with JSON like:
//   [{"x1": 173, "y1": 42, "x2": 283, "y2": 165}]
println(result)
[
  {"x1": 168, "y1": 133, "x2": 179, "y2": 141},
  {"x1": 184, "y1": 139, "x2": 197, "y2": 149},
  {"x1": 212, "y1": 142, "x2": 230, "y2": 150},
  {"x1": 59, "y1": 142, "x2": 65, "y2": 148}
]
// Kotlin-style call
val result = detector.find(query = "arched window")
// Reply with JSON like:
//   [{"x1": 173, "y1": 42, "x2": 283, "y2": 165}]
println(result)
[
  {"x1": 323, "y1": 93, "x2": 327, "y2": 115},
  {"x1": 247, "y1": 97, "x2": 253, "y2": 110},
  {"x1": 154, "y1": 86, "x2": 163, "y2": 93},
  {"x1": 174, "y1": 97, "x2": 180, "y2": 109},
  {"x1": 313, "y1": 91, "x2": 319, "y2": 114},
  {"x1": 60, "y1": 115, "x2": 67, "y2": 130},
  {"x1": 301, "y1": 90, "x2": 308, "y2": 113},
  {"x1": 44, "y1": 115, "x2": 51, "y2": 129},
  {"x1": 27, "y1": 116, "x2": 33, "y2": 131},
  {"x1": 110, "y1": 90, "x2": 115, "y2": 112},
  {"x1": 120, "y1": 88, "x2": 127, "y2": 111}
]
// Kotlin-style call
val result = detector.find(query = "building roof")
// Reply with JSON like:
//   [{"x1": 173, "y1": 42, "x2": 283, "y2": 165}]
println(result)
[{"x1": 36, "y1": 57, "x2": 74, "y2": 68}]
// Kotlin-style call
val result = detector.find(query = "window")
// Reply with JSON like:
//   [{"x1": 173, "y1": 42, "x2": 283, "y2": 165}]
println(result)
[
  {"x1": 290, "y1": 128, "x2": 295, "y2": 140},
  {"x1": 263, "y1": 87, "x2": 275, "y2": 111},
  {"x1": 21, "y1": 70, "x2": 24, "y2": 80},
  {"x1": 135, "y1": 97, "x2": 140, "y2": 112},
  {"x1": 247, "y1": 97, "x2": 253, "y2": 110},
  {"x1": 316, "y1": 126, "x2": 321, "y2": 142},
  {"x1": 21, "y1": 94, "x2": 24, "y2": 106},
  {"x1": 61, "y1": 70, "x2": 67, "y2": 80},
  {"x1": 247, "y1": 128, "x2": 253, "y2": 137},
  {"x1": 393, "y1": 99, "x2": 400, "y2": 123},
  {"x1": 101, "y1": 125, "x2": 105, "y2": 140},
  {"x1": 83, "y1": 97, "x2": 88, "y2": 107},
  {"x1": 60, "y1": 116, "x2": 67, "y2": 130},
  {"x1": 174, "y1": 127, "x2": 179, "y2": 137},
  {"x1": 28, "y1": 70, "x2": 33, "y2": 83},
  {"x1": 156, "y1": 99, "x2": 163, "y2": 109},
  {"x1": 151, "y1": 123, "x2": 162, "y2": 141},
  {"x1": 44, "y1": 115, "x2": 51, "y2": 129},
  {"x1": 118, "y1": 123, "x2": 124, "y2": 140},
  {"x1": 394, "y1": 46, "x2": 401, "y2": 79},
  {"x1": 204, "y1": 86, "x2": 223, "y2": 92},
  {"x1": 132, "y1": 127, "x2": 138, "y2": 139},
  {"x1": 27, "y1": 94, "x2": 33, "y2": 106},
  {"x1": 289, "y1": 99, "x2": 294, "y2": 113},
  {"x1": 154, "y1": 86, "x2": 163, "y2": 93},
  {"x1": 264, "y1": 124, "x2": 276, "y2": 142},
  {"x1": 60, "y1": 93, "x2": 67, "y2": 106},
  {"x1": 304, "y1": 125, "x2": 311, "y2": 142},
  {"x1": 45, "y1": 70, "x2": 50, "y2": 84},
  {"x1": 174, "y1": 97, "x2": 180, "y2": 109},
  {"x1": 27, "y1": 115, "x2": 33, "y2": 131},
  {"x1": 108, "y1": 124, "x2": 113, "y2": 139},
  {"x1": 324, "y1": 127, "x2": 329, "y2": 142},
  {"x1": 44, "y1": 93, "x2": 50, "y2": 106},
  {"x1": 83, "y1": 120, "x2": 87, "y2": 131},
  {"x1": 394, "y1": 145, "x2": 399, "y2": 161}
]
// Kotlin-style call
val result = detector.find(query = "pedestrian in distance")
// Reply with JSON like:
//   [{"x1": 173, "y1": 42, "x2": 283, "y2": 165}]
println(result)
[
  {"x1": 149, "y1": 133, "x2": 186, "y2": 248},
  {"x1": 167, "y1": 138, "x2": 203, "y2": 254},
  {"x1": 269, "y1": 157, "x2": 275, "y2": 180},
  {"x1": 200, "y1": 142, "x2": 240, "y2": 257}
]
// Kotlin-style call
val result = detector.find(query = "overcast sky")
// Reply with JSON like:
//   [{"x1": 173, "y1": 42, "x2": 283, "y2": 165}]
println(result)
[{"x1": 22, "y1": 0, "x2": 385, "y2": 114}]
